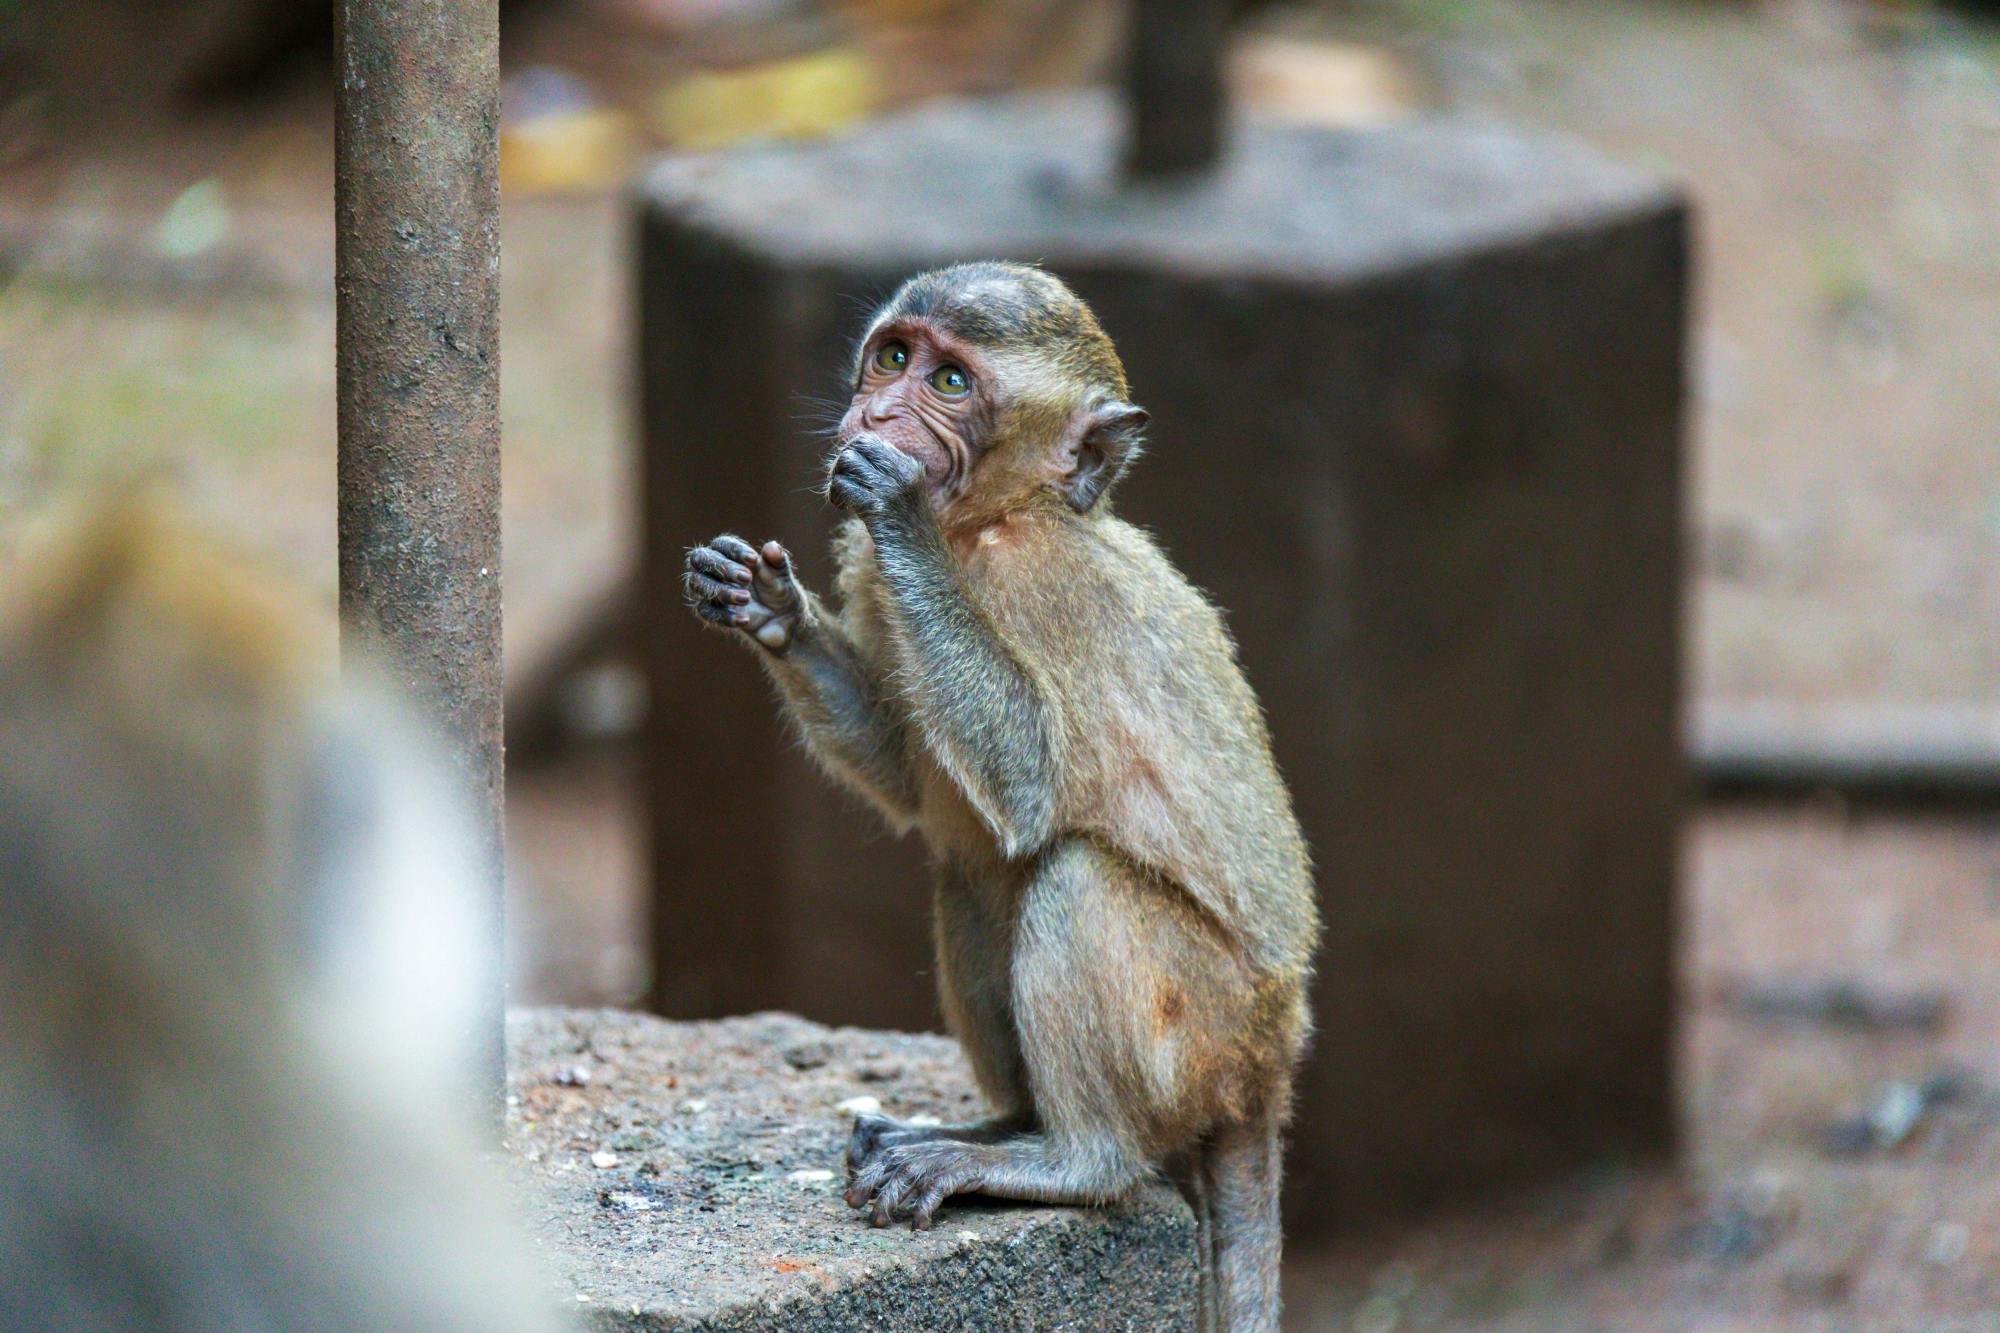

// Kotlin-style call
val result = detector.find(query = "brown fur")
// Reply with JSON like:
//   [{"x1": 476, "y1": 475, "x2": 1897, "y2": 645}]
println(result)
[
  {"x1": 0, "y1": 496, "x2": 555, "y2": 1331},
  {"x1": 686, "y1": 263, "x2": 1317, "y2": 1332}
]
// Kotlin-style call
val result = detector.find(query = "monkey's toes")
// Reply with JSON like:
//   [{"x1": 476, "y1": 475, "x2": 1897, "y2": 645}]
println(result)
[
  {"x1": 846, "y1": 1112, "x2": 900, "y2": 1176},
  {"x1": 846, "y1": 1143, "x2": 977, "y2": 1230}
]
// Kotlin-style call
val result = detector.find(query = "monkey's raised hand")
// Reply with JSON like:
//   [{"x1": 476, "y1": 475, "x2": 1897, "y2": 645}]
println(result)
[
  {"x1": 827, "y1": 433, "x2": 924, "y2": 519},
  {"x1": 685, "y1": 535, "x2": 803, "y2": 653}
]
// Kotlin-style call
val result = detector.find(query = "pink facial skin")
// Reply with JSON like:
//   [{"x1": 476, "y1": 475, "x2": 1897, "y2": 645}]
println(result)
[{"x1": 841, "y1": 321, "x2": 994, "y2": 504}]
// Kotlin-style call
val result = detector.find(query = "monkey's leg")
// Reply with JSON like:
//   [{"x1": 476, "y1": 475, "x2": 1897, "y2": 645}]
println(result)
[
  {"x1": 849, "y1": 867, "x2": 1033, "y2": 1176},
  {"x1": 846, "y1": 1111, "x2": 1033, "y2": 1179},
  {"x1": 847, "y1": 839, "x2": 1248, "y2": 1234},
  {"x1": 932, "y1": 861, "x2": 1031, "y2": 1118}
]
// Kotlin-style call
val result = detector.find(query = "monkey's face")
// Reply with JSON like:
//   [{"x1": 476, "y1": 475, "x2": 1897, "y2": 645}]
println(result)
[
  {"x1": 842, "y1": 321, "x2": 993, "y2": 505},
  {"x1": 842, "y1": 265, "x2": 1149, "y2": 522}
]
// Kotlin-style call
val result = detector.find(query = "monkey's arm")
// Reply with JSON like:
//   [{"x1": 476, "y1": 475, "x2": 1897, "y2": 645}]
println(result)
[
  {"x1": 687, "y1": 535, "x2": 919, "y2": 822},
  {"x1": 829, "y1": 438, "x2": 1058, "y2": 857}
]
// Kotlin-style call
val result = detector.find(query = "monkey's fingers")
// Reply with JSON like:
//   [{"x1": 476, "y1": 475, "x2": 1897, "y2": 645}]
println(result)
[
  {"x1": 828, "y1": 436, "x2": 920, "y2": 514},
  {"x1": 683, "y1": 563, "x2": 753, "y2": 637},
  {"x1": 753, "y1": 541, "x2": 801, "y2": 612},
  {"x1": 709, "y1": 533, "x2": 761, "y2": 566},
  {"x1": 688, "y1": 544, "x2": 752, "y2": 588},
  {"x1": 689, "y1": 597, "x2": 749, "y2": 631},
  {"x1": 684, "y1": 569, "x2": 750, "y2": 608}
]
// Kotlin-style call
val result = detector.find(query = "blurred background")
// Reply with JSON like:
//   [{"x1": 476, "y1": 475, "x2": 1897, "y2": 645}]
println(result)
[{"x1": 5, "y1": 0, "x2": 2000, "y2": 1326}]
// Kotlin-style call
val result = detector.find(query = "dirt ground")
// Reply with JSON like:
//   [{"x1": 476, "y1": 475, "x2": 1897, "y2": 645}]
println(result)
[
  {"x1": 1286, "y1": 807, "x2": 2000, "y2": 1331},
  {"x1": 6, "y1": 1, "x2": 2000, "y2": 1329}
]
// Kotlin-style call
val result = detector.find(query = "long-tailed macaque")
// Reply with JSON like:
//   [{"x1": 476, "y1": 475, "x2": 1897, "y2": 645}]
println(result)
[
  {"x1": 0, "y1": 497, "x2": 558, "y2": 1331},
  {"x1": 685, "y1": 264, "x2": 1317, "y2": 1331}
]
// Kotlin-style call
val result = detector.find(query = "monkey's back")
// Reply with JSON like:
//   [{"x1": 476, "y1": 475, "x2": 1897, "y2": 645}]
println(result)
[{"x1": 836, "y1": 514, "x2": 1318, "y2": 987}]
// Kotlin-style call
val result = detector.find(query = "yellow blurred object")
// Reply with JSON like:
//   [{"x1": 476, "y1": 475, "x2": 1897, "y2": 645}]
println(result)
[
  {"x1": 649, "y1": 47, "x2": 877, "y2": 152},
  {"x1": 501, "y1": 109, "x2": 638, "y2": 196},
  {"x1": 1231, "y1": 37, "x2": 1419, "y2": 130}
]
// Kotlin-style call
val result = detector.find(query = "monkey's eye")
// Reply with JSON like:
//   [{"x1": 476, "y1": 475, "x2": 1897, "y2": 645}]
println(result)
[
  {"x1": 930, "y1": 365, "x2": 971, "y2": 397},
  {"x1": 873, "y1": 341, "x2": 909, "y2": 373}
]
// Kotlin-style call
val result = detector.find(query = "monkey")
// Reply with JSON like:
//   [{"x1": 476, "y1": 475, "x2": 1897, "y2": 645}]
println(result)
[
  {"x1": 0, "y1": 495, "x2": 563, "y2": 1332},
  {"x1": 683, "y1": 262, "x2": 1317, "y2": 1331}
]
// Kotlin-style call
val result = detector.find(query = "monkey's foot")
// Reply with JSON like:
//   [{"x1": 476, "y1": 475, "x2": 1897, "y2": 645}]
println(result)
[
  {"x1": 684, "y1": 535, "x2": 801, "y2": 652},
  {"x1": 845, "y1": 1111, "x2": 1028, "y2": 1180},
  {"x1": 844, "y1": 1111, "x2": 907, "y2": 1174},
  {"x1": 845, "y1": 1138, "x2": 989, "y2": 1231}
]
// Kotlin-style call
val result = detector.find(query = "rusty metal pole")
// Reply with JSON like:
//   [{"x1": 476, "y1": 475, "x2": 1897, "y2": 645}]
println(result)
[
  {"x1": 1123, "y1": 0, "x2": 1230, "y2": 179},
  {"x1": 335, "y1": 0, "x2": 504, "y2": 1099}
]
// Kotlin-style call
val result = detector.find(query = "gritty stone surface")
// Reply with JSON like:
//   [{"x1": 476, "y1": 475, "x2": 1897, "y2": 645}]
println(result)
[
  {"x1": 638, "y1": 91, "x2": 1674, "y2": 285},
  {"x1": 506, "y1": 1008, "x2": 1197, "y2": 1331}
]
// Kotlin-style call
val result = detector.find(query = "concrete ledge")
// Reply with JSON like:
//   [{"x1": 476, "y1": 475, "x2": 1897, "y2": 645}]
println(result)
[{"x1": 507, "y1": 1008, "x2": 1197, "y2": 1331}]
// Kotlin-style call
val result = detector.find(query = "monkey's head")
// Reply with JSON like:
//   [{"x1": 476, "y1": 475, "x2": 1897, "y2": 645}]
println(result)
[{"x1": 839, "y1": 263, "x2": 1149, "y2": 524}]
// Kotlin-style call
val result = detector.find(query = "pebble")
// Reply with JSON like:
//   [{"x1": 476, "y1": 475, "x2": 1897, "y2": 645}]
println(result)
[
  {"x1": 1823, "y1": 1073, "x2": 1970, "y2": 1155},
  {"x1": 789, "y1": 1169, "x2": 837, "y2": 1185},
  {"x1": 591, "y1": 1150, "x2": 619, "y2": 1169},
  {"x1": 602, "y1": 1190, "x2": 661, "y2": 1212},
  {"x1": 838, "y1": 1095, "x2": 883, "y2": 1116},
  {"x1": 783, "y1": 1041, "x2": 833, "y2": 1071},
  {"x1": 679, "y1": 1098, "x2": 710, "y2": 1114}
]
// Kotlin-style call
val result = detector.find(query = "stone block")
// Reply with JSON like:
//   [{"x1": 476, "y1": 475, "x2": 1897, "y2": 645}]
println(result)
[{"x1": 508, "y1": 1008, "x2": 1197, "y2": 1330}]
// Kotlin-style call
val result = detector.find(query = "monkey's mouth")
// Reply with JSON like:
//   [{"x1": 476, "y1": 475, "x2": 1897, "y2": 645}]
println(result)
[{"x1": 844, "y1": 425, "x2": 955, "y2": 493}]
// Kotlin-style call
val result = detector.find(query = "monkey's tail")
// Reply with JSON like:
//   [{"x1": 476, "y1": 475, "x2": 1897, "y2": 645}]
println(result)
[{"x1": 1195, "y1": 1104, "x2": 1285, "y2": 1333}]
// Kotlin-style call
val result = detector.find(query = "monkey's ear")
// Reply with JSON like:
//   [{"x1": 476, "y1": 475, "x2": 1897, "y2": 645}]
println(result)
[{"x1": 1057, "y1": 402, "x2": 1149, "y2": 514}]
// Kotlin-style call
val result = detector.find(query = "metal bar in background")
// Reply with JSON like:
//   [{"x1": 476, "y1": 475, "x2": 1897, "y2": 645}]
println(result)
[
  {"x1": 334, "y1": 0, "x2": 505, "y2": 1097},
  {"x1": 1124, "y1": 0, "x2": 1231, "y2": 180},
  {"x1": 1695, "y1": 700, "x2": 2000, "y2": 807}
]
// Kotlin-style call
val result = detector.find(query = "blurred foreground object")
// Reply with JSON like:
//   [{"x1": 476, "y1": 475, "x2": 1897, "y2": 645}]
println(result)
[
  {"x1": 638, "y1": 89, "x2": 1687, "y2": 1231},
  {"x1": 0, "y1": 498, "x2": 557, "y2": 1331}
]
